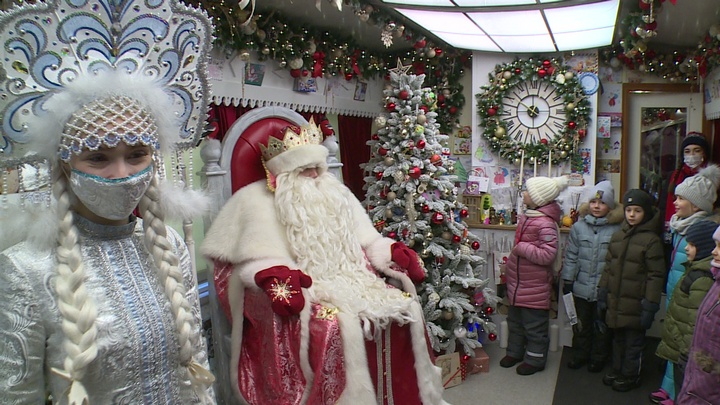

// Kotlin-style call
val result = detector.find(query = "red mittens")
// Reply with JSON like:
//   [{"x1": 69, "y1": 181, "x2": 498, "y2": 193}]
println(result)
[
  {"x1": 254, "y1": 266, "x2": 312, "y2": 316},
  {"x1": 391, "y1": 242, "x2": 426, "y2": 282}
]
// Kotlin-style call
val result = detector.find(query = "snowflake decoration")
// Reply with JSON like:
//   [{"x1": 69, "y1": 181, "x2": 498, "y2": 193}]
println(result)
[
  {"x1": 269, "y1": 277, "x2": 294, "y2": 303},
  {"x1": 381, "y1": 28, "x2": 393, "y2": 48}
]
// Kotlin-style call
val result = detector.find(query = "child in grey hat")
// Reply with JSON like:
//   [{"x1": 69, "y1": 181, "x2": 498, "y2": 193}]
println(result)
[{"x1": 562, "y1": 181, "x2": 624, "y2": 372}]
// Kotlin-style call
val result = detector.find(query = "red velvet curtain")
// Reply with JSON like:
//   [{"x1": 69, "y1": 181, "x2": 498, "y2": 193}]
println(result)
[
  {"x1": 337, "y1": 115, "x2": 372, "y2": 201},
  {"x1": 207, "y1": 104, "x2": 255, "y2": 142}
]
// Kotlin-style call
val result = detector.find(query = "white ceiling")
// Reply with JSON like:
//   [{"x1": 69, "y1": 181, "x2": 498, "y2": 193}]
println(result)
[{"x1": 252, "y1": 0, "x2": 720, "y2": 52}]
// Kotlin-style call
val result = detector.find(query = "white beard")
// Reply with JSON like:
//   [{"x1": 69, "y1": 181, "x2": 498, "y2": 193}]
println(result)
[{"x1": 274, "y1": 171, "x2": 416, "y2": 336}]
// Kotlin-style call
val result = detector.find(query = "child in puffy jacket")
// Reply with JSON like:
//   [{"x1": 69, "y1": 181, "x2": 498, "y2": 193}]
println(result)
[
  {"x1": 562, "y1": 181, "x2": 623, "y2": 373},
  {"x1": 675, "y1": 225, "x2": 720, "y2": 405},
  {"x1": 598, "y1": 189, "x2": 665, "y2": 393},
  {"x1": 654, "y1": 220, "x2": 717, "y2": 405},
  {"x1": 500, "y1": 175, "x2": 568, "y2": 376}
]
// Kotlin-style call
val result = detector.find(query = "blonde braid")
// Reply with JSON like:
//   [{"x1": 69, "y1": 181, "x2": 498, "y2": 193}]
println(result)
[
  {"x1": 138, "y1": 175, "x2": 197, "y2": 364},
  {"x1": 52, "y1": 176, "x2": 98, "y2": 404}
]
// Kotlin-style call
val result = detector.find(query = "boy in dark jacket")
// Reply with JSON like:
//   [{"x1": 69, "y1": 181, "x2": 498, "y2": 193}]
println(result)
[
  {"x1": 654, "y1": 220, "x2": 717, "y2": 404},
  {"x1": 598, "y1": 189, "x2": 665, "y2": 392},
  {"x1": 501, "y1": 175, "x2": 569, "y2": 376},
  {"x1": 562, "y1": 180, "x2": 623, "y2": 372}
]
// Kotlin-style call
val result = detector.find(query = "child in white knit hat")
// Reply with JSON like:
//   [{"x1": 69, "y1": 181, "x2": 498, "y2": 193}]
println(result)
[
  {"x1": 500, "y1": 175, "x2": 569, "y2": 376},
  {"x1": 561, "y1": 180, "x2": 623, "y2": 373},
  {"x1": 652, "y1": 164, "x2": 720, "y2": 402}
]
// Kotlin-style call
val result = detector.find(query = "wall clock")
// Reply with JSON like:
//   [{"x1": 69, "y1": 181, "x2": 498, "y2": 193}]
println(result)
[{"x1": 475, "y1": 58, "x2": 592, "y2": 165}]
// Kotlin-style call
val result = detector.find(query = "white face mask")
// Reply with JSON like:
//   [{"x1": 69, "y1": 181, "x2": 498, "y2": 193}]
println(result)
[
  {"x1": 684, "y1": 154, "x2": 703, "y2": 169},
  {"x1": 69, "y1": 164, "x2": 153, "y2": 220}
]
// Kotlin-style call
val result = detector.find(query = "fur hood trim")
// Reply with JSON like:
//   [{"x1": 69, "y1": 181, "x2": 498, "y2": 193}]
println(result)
[
  {"x1": 265, "y1": 144, "x2": 328, "y2": 176},
  {"x1": 158, "y1": 180, "x2": 211, "y2": 221},
  {"x1": 0, "y1": 195, "x2": 57, "y2": 252},
  {"x1": 578, "y1": 202, "x2": 625, "y2": 224},
  {"x1": 365, "y1": 237, "x2": 418, "y2": 296}
]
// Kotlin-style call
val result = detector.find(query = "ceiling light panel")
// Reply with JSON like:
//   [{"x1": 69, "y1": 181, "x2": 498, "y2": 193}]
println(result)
[
  {"x1": 452, "y1": 0, "x2": 537, "y2": 6},
  {"x1": 544, "y1": 0, "x2": 620, "y2": 32},
  {"x1": 467, "y1": 10, "x2": 548, "y2": 35},
  {"x1": 382, "y1": 0, "x2": 454, "y2": 6},
  {"x1": 553, "y1": 26, "x2": 615, "y2": 51},
  {"x1": 492, "y1": 34, "x2": 557, "y2": 52},
  {"x1": 438, "y1": 32, "x2": 502, "y2": 52},
  {"x1": 395, "y1": 8, "x2": 482, "y2": 35}
]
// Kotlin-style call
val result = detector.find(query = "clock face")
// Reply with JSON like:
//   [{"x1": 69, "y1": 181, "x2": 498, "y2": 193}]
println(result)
[{"x1": 501, "y1": 80, "x2": 567, "y2": 144}]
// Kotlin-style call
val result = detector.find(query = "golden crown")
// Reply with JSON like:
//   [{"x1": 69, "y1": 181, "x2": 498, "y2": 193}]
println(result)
[{"x1": 260, "y1": 117, "x2": 324, "y2": 161}]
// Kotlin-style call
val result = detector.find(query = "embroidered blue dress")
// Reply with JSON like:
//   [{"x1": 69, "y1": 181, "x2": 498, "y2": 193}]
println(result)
[{"x1": 0, "y1": 216, "x2": 212, "y2": 404}]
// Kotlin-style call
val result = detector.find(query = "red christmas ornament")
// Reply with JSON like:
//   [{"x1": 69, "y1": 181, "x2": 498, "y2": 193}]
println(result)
[
  {"x1": 578, "y1": 128, "x2": 587, "y2": 138},
  {"x1": 402, "y1": 228, "x2": 409, "y2": 238},
  {"x1": 437, "y1": 94, "x2": 445, "y2": 102},
  {"x1": 399, "y1": 90, "x2": 409, "y2": 100},
  {"x1": 375, "y1": 172, "x2": 384, "y2": 180},
  {"x1": 290, "y1": 69, "x2": 301, "y2": 78},
  {"x1": 420, "y1": 105, "x2": 429, "y2": 113},
  {"x1": 537, "y1": 68, "x2": 547, "y2": 78},
  {"x1": 431, "y1": 212, "x2": 445, "y2": 224},
  {"x1": 514, "y1": 67, "x2": 521, "y2": 74},
  {"x1": 388, "y1": 231, "x2": 397, "y2": 239},
  {"x1": 487, "y1": 107, "x2": 497, "y2": 116},
  {"x1": 471, "y1": 241, "x2": 480, "y2": 250},
  {"x1": 638, "y1": 0, "x2": 651, "y2": 10},
  {"x1": 409, "y1": 166, "x2": 422, "y2": 179},
  {"x1": 452, "y1": 235, "x2": 461, "y2": 243},
  {"x1": 540, "y1": 138, "x2": 548, "y2": 145},
  {"x1": 435, "y1": 256, "x2": 445, "y2": 264},
  {"x1": 430, "y1": 154, "x2": 441, "y2": 164},
  {"x1": 384, "y1": 73, "x2": 391, "y2": 81},
  {"x1": 345, "y1": 72, "x2": 353, "y2": 81},
  {"x1": 543, "y1": 59, "x2": 551, "y2": 68},
  {"x1": 439, "y1": 102, "x2": 446, "y2": 109},
  {"x1": 379, "y1": 190, "x2": 387, "y2": 199},
  {"x1": 568, "y1": 121, "x2": 577, "y2": 129},
  {"x1": 371, "y1": 133, "x2": 379, "y2": 140},
  {"x1": 378, "y1": 147, "x2": 388, "y2": 156},
  {"x1": 422, "y1": 204, "x2": 430, "y2": 213},
  {"x1": 546, "y1": 66, "x2": 555, "y2": 76},
  {"x1": 414, "y1": 39, "x2": 426, "y2": 49},
  {"x1": 485, "y1": 306, "x2": 494, "y2": 315},
  {"x1": 417, "y1": 139, "x2": 426, "y2": 149},
  {"x1": 386, "y1": 102, "x2": 396, "y2": 112},
  {"x1": 435, "y1": 48, "x2": 443, "y2": 56},
  {"x1": 449, "y1": 106, "x2": 458, "y2": 115},
  {"x1": 488, "y1": 333, "x2": 497, "y2": 342}
]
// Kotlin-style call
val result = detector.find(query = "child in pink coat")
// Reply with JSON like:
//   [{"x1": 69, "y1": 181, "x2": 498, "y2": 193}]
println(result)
[{"x1": 500, "y1": 176, "x2": 569, "y2": 375}]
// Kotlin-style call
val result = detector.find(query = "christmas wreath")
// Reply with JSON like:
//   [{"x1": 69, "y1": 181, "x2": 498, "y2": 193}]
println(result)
[{"x1": 475, "y1": 58, "x2": 591, "y2": 165}]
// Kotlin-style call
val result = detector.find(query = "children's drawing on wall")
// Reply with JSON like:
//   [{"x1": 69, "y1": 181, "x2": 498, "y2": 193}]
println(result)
[
  {"x1": 600, "y1": 83, "x2": 622, "y2": 113},
  {"x1": 453, "y1": 157, "x2": 471, "y2": 183},
  {"x1": 473, "y1": 138, "x2": 495, "y2": 166},
  {"x1": 579, "y1": 148, "x2": 592, "y2": 174},
  {"x1": 493, "y1": 167, "x2": 509, "y2": 186},
  {"x1": 452, "y1": 125, "x2": 472, "y2": 155},
  {"x1": 244, "y1": 63, "x2": 265, "y2": 86},
  {"x1": 353, "y1": 81, "x2": 367, "y2": 101},
  {"x1": 597, "y1": 159, "x2": 620, "y2": 173}
]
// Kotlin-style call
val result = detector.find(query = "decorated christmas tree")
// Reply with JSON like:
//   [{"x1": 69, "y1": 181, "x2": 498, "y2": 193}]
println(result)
[{"x1": 363, "y1": 60, "x2": 498, "y2": 356}]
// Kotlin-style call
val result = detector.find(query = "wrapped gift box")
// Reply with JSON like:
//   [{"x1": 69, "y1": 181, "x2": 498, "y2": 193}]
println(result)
[
  {"x1": 466, "y1": 347, "x2": 490, "y2": 374},
  {"x1": 436, "y1": 351, "x2": 463, "y2": 388}
]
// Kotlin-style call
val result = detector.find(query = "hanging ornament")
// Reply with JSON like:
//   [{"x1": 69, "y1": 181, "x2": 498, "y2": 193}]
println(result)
[
  {"x1": 422, "y1": 204, "x2": 430, "y2": 213},
  {"x1": 488, "y1": 333, "x2": 497, "y2": 342},
  {"x1": 452, "y1": 235, "x2": 462, "y2": 243},
  {"x1": 375, "y1": 172, "x2": 384, "y2": 180},
  {"x1": 378, "y1": 147, "x2": 388, "y2": 156},
  {"x1": 399, "y1": 89, "x2": 409, "y2": 100},
  {"x1": 431, "y1": 212, "x2": 445, "y2": 224},
  {"x1": 385, "y1": 209, "x2": 394, "y2": 219},
  {"x1": 371, "y1": 133, "x2": 379, "y2": 140},
  {"x1": 386, "y1": 191, "x2": 396, "y2": 200},
  {"x1": 388, "y1": 231, "x2": 397, "y2": 239},
  {"x1": 441, "y1": 231, "x2": 452, "y2": 240},
  {"x1": 485, "y1": 306, "x2": 494, "y2": 316},
  {"x1": 374, "y1": 220, "x2": 386, "y2": 231},
  {"x1": 375, "y1": 116, "x2": 387, "y2": 127},
  {"x1": 568, "y1": 121, "x2": 577, "y2": 129},
  {"x1": 454, "y1": 326, "x2": 468, "y2": 339},
  {"x1": 471, "y1": 241, "x2": 480, "y2": 250},
  {"x1": 384, "y1": 156, "x2": 394, "y2": 166},
  {"x1": 386, "y1": 102, "x2": 396, "y2": 111},
  {"x1": 460, "y1": 208, "x2": 468, "y2": 218},
  {"x1": 430, "y1": 154, "x2": 442, "y2": 164},
  {"x1": 429, "y1": 292, "x2": 440, "y2": 303},
  {"x1": 409, "y1": 167, "x2": 422, "y2": 179},
  {"x1": 416, "y1": 114, "x2": 427, "y2": 124},
  {"x1": 435, "y1": 256, "x2": 445, "y2": 264},
  {"x1": 442, "y1": 310, "x2": 454, "y2": 320},
  {"x1": 417, "y1": 139, "x2": 426, "y2": 149}
]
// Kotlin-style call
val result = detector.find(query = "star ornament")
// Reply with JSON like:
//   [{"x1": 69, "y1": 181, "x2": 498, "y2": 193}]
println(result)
[
  {"x1": 269, "y1": 277, "x2": 296, "y2": 303},
  {"x1": 389, "y1": 58, "x2": 412, "y2": 76}
]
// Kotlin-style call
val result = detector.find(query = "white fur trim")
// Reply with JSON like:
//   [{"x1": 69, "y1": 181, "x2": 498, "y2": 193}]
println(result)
[
  {"x1": 0, "y1": 195, "x2": 57, "y2": 252},
  {"x1": 335, "y1": 312, "x2": 377, "y2": 405},
  {"x1": 265, "y1": 144, "x2": 328, "y2": 176},
  {"x1": 227, "y1": 269, "x2": 248, "y2": 404},
  {"x1": 158, "y1": 180, "x2": 211, "y2": 221},
  {"x1": 408, "y1": 300, "x2": 449, "y2": 405},
  {"x1": 201, "y1": 181, "x2": 293, "y2": 263},
  {"x1": 365, "y1": 237, "x2": 417, "y2": 295}
]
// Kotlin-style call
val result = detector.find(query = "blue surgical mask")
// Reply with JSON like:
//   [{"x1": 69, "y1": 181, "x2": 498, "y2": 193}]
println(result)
[{"x1": 69, "y1": 164, "x2": 153, "y2": 220}]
